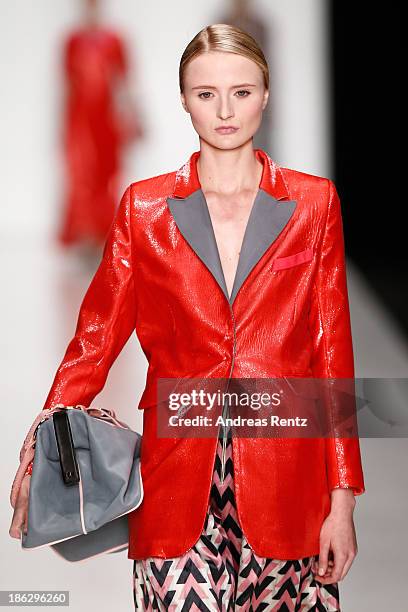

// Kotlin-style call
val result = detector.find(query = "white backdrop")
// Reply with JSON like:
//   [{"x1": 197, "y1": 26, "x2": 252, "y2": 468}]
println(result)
[{"x1": 0, "y1": 0, "x2": 330, "y2": 238}]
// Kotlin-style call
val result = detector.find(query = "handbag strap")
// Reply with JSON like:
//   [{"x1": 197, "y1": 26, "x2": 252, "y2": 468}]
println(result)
[
  {"x1": 53, "y1": 410, "x2": 80, "y2": 486},
  {"x1": 10, "y1": 403, "x2": 131, "y2": 508}
]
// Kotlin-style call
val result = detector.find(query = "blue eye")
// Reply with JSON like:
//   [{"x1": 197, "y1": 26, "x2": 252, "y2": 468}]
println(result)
[
  {"x1": 236, "y1": 90, "x2": 251, "y2": 97},
  {"x1": 198, "y1": 92, "x2": 212, "y2": 99}
]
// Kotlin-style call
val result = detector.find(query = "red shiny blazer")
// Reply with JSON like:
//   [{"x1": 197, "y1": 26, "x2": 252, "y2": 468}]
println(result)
[{"x1": 43, "y1": 148, "x2": 365, "y2": 560}]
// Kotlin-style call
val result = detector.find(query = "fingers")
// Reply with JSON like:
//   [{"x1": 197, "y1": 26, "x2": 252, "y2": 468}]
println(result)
[
  {"x1": 9, "y1": 495, "x2": 29, "y2": 540},
  {"x1": 317, "y1": 538, "x2": 330, "y2": 577},
  {"x1": 314, "y1": 551, "x2": 353, "y2": 584},
  {"x1": 9, "y1": 507, "x2": 26, "y2": 539},
  {"x1": 339, "y1": 552, "x2": 356, "y2": 581},
  {"x1": 328, "y1": 552, "x2": 348, "y2": 583},
  {"x1": 313, "y1": 513, "x2": 358, "y2": 584},
  {"x1": 312, "y1": 558, "x2": 333, "y2": 574},
  {"x1": 312, "y1": 558, "x2": 334, "y2": 582}
]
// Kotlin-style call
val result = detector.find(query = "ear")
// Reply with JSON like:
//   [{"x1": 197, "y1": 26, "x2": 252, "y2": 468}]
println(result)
[
  {"x1": 180, "y1": 93, "x2": 190, "y2": 114},
  {"x1": 262, "y1": 89, "x2": 269, "y2": 110}
]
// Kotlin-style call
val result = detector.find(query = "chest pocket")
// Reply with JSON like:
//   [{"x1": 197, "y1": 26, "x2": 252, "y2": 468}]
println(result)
[{"x1": 272, "y1": 247, "x2": 314, "y2": 271}]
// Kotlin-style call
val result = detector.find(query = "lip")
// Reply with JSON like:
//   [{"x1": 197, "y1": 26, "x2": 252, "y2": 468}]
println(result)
[{"x1": 215, "y1": 126, "x2": 239, "y2": 134}]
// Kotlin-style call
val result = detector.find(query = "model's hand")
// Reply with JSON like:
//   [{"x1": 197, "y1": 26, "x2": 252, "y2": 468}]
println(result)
[
  {"x1": 9, "y1": 475, "x2": 31, "y2": 539},
  {"x1": 312, "y1": 492, "x2": 357, "y2": 584}
]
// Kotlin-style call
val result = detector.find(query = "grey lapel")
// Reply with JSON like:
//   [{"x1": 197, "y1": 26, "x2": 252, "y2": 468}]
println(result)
[{"x1": 166, "y1": 188, "x2": 297, "y2": 305}]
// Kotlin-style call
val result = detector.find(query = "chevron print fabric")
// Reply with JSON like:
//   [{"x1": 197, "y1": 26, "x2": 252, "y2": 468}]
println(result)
[{"x1": 133, "y1": 435, "x2": 340, "y2": 611}]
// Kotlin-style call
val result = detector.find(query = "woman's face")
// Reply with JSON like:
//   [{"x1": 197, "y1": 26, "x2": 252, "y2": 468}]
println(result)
[{"x1": 181, "y1": 50, "x2": 268, "y2": 150}]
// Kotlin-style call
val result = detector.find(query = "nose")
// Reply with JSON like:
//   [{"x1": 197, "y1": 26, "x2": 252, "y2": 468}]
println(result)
[{"x1": 217, "y1": 94, "x2": 234, "y2": 120}]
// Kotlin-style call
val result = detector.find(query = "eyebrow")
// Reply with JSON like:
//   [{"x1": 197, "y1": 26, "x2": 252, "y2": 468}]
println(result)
[{"x1": 191, "y1": 83, "x2": 257, "y2": 90}]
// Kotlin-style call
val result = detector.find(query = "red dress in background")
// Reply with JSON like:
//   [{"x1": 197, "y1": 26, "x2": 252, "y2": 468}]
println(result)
[{"x1": 58, "y1": 27, "x2": 133, "y2": 246}]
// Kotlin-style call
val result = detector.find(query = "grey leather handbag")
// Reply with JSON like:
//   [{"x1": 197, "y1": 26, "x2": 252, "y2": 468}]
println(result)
[{"x1": 10, "y1": 405, "x2": 143, "y2": 562}]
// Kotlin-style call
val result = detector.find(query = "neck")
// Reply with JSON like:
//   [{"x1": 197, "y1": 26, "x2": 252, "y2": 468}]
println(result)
[{"x1": 197, "y1": 142, "x2": 263, "y2": 196}]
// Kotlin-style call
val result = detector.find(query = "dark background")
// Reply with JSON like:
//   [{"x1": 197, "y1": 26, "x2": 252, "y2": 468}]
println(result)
[{"x1": 329, "y1": 2, "x2": 406, "y2": 333}]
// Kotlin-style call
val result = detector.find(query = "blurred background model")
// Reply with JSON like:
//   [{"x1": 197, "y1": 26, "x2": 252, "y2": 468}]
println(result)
[{"x1": 58, "y1": 0, "x2": 144, "y2": 253}]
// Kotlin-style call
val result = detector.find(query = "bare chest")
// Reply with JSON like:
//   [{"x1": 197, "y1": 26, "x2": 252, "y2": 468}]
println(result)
[{"x1": 204, "y1": 190, "x2": 257, "y2": 300}]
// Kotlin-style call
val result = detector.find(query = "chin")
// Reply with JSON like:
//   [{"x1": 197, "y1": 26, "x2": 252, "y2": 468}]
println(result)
[{"x1": 198, "y1": 132, "x2": 249, "y2": 151}]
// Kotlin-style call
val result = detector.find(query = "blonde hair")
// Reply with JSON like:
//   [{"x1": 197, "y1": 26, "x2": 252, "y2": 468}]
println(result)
[{"x1": 179, "y1": 23, "x2": 269, "y2": 93}]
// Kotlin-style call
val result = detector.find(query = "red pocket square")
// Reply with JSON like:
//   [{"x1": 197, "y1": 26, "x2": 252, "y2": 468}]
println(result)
[{"x1": 272, "y1": 247, "x2": 314, "y2": 271}]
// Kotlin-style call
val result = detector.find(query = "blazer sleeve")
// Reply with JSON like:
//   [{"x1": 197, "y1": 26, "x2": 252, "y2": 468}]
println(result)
[
  {"x1": 308, "y1": 179, "x2": 365, "y2": 496},
  {"x1": 42, "y1": 184, "x2": 137, "y2": 410}
]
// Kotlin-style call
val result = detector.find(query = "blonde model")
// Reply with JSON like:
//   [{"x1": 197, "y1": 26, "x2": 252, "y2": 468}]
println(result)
[{"x1": 11, "y1": 24, "x2": 365, "y2": 611}]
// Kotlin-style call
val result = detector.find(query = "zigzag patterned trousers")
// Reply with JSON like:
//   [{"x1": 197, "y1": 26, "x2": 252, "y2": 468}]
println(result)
[{"x1": 133, "y1": 434, "x2": 340, "y2": 611}]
